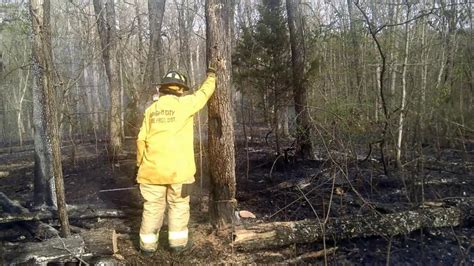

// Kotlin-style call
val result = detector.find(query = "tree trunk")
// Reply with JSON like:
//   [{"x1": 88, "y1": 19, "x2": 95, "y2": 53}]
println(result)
[
  {"x1": 396, "y1": 5, "x2": 411, "y2": 169},
  {"x1": 175, "y1": 0, "x2": 191, "y2": 72},
  {"x1": 143, "y1": 0, "x2": 166, "y2": 90},
  {"x1": 206, "y1": 0, "x2": 237, "y2": 228},
  {"x1": 234, "y1": 206, "x2": 469, "y2": 250},
  {"x1": 286, "y1": 0, "x2": 315, "y2": 160},
  {"x1": 93, "y1": 0, "x2": 122, "y2": 158},
  {"x1": 16, "y1": 66, "x2": 29, "y2": 147},
  {"x1": 346, "y1": 0, "x2": 362, "y2": 104},
  {"x1": 30, "y1": 0, "x2": 70, "y2": 237},
  {"x1": 0, "y1": 55, "x2": 5, "y2": 146}
]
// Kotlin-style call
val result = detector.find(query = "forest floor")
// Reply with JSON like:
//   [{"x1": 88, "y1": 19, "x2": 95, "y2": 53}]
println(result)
[{"x1": 0, "y1": 127, "x2": 473, "y2": 264}]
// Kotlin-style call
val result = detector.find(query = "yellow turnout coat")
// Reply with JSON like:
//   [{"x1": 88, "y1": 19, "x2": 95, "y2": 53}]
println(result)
[{"x1": 136, "y1": 74, "x2": 216, "y2": 184}]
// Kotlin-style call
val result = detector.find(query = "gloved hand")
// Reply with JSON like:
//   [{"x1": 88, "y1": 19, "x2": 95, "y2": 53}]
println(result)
[{"x1": 207, "y1": 66, "x2": 216, "y2": 75}]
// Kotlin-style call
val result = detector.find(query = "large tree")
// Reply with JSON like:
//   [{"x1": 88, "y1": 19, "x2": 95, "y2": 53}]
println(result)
[
  {"x1": 30, "y1": 0, "x2": 70, "y2": 237},
  {"x1": 286, "y1": 0, "x2": 315, "y2": 159},
  {"x1": 205, "y1": 0, "x2": 236, "y2": 228},
  {"x1": 93, "y1": 0, "x2": 122, "y2": 157}
]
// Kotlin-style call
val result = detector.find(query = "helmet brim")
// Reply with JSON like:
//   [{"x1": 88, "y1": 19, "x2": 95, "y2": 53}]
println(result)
[{"x1": 158, "y1": 82, "x2": 190, "y2": 91}]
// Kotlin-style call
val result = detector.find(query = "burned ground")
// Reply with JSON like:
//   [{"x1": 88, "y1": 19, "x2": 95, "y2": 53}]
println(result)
[{"x1": 0, "y1": 131, "x2": 473, "y2": 264}]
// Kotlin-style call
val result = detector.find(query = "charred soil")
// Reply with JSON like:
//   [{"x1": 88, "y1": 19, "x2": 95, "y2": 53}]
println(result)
[{"x1": 0, "y1": 133, "x2": 473, "y2": 264}]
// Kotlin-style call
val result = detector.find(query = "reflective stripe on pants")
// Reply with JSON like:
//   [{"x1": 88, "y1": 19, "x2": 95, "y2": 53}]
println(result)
[
  {"x1": 139, "y1": 233, "x2": 158, "y2": 251},
  {"x1": 167, "y1": 184, "x2": 190, "y2": 247},
  {"x1": 139, "y1": 184, "x2": 166, "y2": 251},
  {"x1": 139, "y1": 183, "x2": 191, "y2": 249}
]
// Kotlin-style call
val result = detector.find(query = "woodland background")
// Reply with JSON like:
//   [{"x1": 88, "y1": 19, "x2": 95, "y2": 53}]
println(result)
[
  {"x1": 1, "y1": 0, "x2": 472, "y2": 159},
  {"x1": 0, "y1": 0, "x2": 473, "y2": 264}
]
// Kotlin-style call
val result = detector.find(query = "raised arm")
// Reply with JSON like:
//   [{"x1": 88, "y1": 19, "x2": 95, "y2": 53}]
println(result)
[{"x1": 182, "y1": 70, "x2": 216, "y2": 116}]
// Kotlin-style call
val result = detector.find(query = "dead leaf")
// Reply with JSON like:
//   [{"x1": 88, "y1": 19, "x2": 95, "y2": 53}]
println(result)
[
  {"x1": 422, "y1": 201, "x2": 444, "y2": 208},
  {"x1": 239, "y1": 210, "x2": 256, "y2": 219},
  {"x1": 335, "y1": 187, "x2": 345, "y2": 195},
  {"x1": 113, "y1": 253, "x2": 125, "y2": 260},
  {"x1": 112, "y1": 230, "x2": 119, "y2": 254}
]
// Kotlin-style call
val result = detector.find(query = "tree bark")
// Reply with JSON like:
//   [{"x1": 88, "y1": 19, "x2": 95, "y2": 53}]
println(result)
[
  {"x1": 30, "y1": 0, "x2": 70, "y2": 237},
  {"x1": 93, "y1": 0, "x2": 122, "y2": 157},
  {"x1": 234, "y1": 206, "x2": 470, "y2": 250},
  {"x1": 206, "y1": 0, "x2": 237, "y2": 228},
  {"x1": 286, "y1": 0, "x2": 315, "y2": 160}
]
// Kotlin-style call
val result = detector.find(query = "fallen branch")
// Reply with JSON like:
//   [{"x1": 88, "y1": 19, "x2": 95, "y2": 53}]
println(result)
[
  {"x1": 0, "y1": 192, "x2": 133, "y2": 225},
  {"x1": 414, "y1": 177, "x2": 470, "y2": 186},
  {"x1": 0, "y1": 207, "x2": 129, "y2": 224},
  {"x1": 284, "y1": 247, "x2": 338, "y2": 263},
  {"x1": 233, "y1": 205, "x2": 470, "y2": 250}
]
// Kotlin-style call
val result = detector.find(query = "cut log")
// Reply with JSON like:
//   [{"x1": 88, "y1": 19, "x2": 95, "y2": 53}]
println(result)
[
  {"x1": 233, "y1": 206, "x2": 469, "y2": 250},
  {"x1": 0, "y1": 235, "x2": 88, "y2": 265},
  {"x1": 81, "y1": 228, "x2": 115, "y2": 255}
]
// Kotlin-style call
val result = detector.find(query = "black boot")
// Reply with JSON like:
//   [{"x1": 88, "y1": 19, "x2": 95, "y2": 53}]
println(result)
[
  {"x1": 169, "y1": 240, "x2": 193, "y2": 254},
  {"x1": 140, "y1": 248, "x2": 155, "y2": 257}
]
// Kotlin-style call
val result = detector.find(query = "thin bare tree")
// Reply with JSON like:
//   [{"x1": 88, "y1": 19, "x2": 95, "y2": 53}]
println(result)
[
  {"x1": 143, "y1": 0, "x2": 166, "y2": 90},
  {"x1": 30, "y1": 0, "x2": 70, "y2": 237},
  {"x1": 93, "y1": 0, "x2": 122, "y2": 157},
  {"x1": 286, "y1": 0, "x2": 315, "y2": 160},
  {"x1": 396, "y1": 3, "x2": 412, "y2": 169}
]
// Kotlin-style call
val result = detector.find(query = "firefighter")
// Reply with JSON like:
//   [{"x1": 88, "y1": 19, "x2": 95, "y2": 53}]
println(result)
[{"x1": 136, "y1": 68, "x2": 216, "y2": 255}]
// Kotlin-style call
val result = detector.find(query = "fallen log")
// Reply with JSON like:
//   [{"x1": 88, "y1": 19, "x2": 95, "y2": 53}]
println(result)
[
  {"x1": 233, "y1": 206, "x2": 469, "y2": 250},
  {"x1": 0, "y1": 205, "x2": 130, "y2": 224},
  {"x1": 0, "y1": 235, "x2": 88, "y2": 265},
  {"x1": 0, "y1": 229, "x2": 118, "y2": 264},
  {"x1": 0, "y1": 192, "x2": 26, "y2": 214},
  {"x1": 0, "y1": 192, "x2": 59, "y2": 239}
]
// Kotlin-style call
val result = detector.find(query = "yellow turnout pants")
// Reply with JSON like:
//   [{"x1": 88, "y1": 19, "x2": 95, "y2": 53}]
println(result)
[{"x1": 139, "y1": 183, "x2": 190, "y2": 251}]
